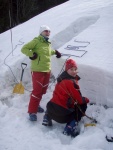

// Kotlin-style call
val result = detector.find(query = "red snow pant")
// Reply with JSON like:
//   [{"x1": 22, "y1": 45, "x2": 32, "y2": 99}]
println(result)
[{"x1": 28, "y1": 71, "x2": 50, "y2": 113}]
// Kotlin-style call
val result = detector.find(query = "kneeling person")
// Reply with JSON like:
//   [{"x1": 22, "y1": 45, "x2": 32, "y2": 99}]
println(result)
[{"x1": 42, "y1": 59, "x2": 89, "y2": 137}]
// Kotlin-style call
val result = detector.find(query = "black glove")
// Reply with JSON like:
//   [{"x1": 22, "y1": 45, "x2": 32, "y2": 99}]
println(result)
[
  {"x1": 29, "y1": 52, "x2": 37, "y2": 60},
  {"x1": 55, "y1": 50, "x2": 61, "y2": 58}
]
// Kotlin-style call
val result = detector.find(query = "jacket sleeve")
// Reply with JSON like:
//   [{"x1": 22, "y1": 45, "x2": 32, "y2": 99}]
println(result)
[
  {"x1": 51, "y1": 49, "x2": 56, "y2": 55},
  {"x1": 21, "y1": 39, "x2": 37, "y2": 57},
  {"x1": 66, "y1": 80, "x2": 84, "y2": 105}
]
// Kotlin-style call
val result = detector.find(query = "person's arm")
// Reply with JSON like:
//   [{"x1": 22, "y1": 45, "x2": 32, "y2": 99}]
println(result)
[
  {"x1": 51, "y1": 49, "x2": 56, "y2": 55},
  {"x1": 21, "y1": 39, "x2": 37, "y2": 57},
  {"x1": 66, "y1": 81, "x2": 88, "y2": 105},
  {"x1": 51, "y1": 49, "x2": 61, "y2": 58}
]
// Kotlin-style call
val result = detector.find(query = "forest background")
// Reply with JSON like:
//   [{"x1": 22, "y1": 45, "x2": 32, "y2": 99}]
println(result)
[{"x1": 0, "y1": 0, "x2": 68, "y2": 33}]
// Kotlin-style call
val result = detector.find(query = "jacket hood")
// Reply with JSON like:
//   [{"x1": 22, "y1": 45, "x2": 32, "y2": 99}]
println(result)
[{"x1": 57, "y1": 71, "x2": 80, "y2": 83}]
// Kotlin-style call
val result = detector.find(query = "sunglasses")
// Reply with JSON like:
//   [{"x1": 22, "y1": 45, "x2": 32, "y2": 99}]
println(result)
[{"x1": 44, "y1": 30, "x2": 50, "y2": 33}]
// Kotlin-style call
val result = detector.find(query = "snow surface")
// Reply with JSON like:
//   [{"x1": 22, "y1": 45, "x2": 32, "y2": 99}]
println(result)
[{"x1": 0, "y1": 0, "x2": 113, "y2": 149}]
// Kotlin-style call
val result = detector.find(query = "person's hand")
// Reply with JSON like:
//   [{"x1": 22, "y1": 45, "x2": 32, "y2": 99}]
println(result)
[
  {"x1": 55, "y1": 50, "x2": 61, "y2": 58},
  {"x1": 82, "y1": 97, "x2": 89, "y2": 103},
  {"x1": 29, "y1": 52, "x2": 37, "y2": 60}
]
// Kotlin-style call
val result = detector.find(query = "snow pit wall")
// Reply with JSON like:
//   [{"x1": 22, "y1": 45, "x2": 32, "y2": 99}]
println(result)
[{"x1": 51, "y1": 15, "x2": 113, "y2": 107}]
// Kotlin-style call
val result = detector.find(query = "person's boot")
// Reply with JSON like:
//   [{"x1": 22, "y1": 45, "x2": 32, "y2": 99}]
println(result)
[
  {"x1": 63, "y1": 120, "x2": 79, "y2": 137},
  {"x1": 29, "y1": 113, "x2": 37, "y2": 121},
  {"x1": 37, "y1": 105, "x2": 44, "y2": 113},
  {"x1": 42, "y1": 114, "x2": 52, "y2": 126}
]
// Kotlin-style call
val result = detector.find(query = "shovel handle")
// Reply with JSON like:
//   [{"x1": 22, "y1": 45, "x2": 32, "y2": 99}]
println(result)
[
  {"x1": 21, "y1": 63, "x2": 27, "y2": 69},
  {"x1": 20, "y1": 63, "x2": 27, "y2": 81}
]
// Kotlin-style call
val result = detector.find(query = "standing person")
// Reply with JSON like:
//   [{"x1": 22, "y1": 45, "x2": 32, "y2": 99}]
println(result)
[
  {"x1": 42, "y1": 59, "x2": 89, "y2": 137},
  {"x1": 21, "y1": 25, "x2": 61, "y2": 121}
]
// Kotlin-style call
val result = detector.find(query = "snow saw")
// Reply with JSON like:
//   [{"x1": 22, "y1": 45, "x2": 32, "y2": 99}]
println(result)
[{"x1": 13, "y1": 63, "x2": 27, "y2": 94}]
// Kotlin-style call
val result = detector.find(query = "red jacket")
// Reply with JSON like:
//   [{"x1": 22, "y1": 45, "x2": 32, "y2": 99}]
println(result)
[{"x1": 50, "y1": 71, "x2": 84, "y2": 110}]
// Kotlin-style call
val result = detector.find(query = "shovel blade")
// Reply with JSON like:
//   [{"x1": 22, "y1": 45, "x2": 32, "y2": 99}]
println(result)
[{"x1": 13, "y1": 82, "x2": 24, "y2": 94}]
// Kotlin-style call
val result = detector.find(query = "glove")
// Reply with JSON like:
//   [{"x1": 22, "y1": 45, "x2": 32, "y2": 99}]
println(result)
[
  {"x1": 82, "y1": 97, "x2": 89, "y2": 104},
  {"x1": 55, "y1": 50, "x2": 61, "y2": 58},
  {"x1": 29, "y1": 52, "x2": 37, "y2": 60}
]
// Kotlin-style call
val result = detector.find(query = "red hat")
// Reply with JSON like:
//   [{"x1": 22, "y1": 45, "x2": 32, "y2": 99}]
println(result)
[{"x1": 65, "y1": 59, "x2": 77, "y2": 71}]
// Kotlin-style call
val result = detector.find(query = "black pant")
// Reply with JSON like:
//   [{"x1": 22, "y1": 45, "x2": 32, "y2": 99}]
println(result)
[
  {"x1": 73, "y1": 103, "x2": 87, "y2": 122},
  {"x1": 47, "y1": 101, "x2": 87, "y2": 123}
]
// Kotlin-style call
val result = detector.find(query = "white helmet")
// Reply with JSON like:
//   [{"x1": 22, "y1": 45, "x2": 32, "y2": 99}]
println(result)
[{"x1": 39, "y1": 25, "x2": 50, "y2": 34}]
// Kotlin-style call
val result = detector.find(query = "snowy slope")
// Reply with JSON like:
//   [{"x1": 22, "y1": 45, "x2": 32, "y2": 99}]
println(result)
[{"x1": 0, "y1": 0, "x2": 113, "y2": 150}]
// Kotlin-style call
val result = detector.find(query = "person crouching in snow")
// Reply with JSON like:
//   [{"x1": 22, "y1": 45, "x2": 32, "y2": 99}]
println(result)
[
  {"x1": 21, "y1": 25, "x2": 61, "y2": 121},
  {"x1": 42, "y1": 59, "x2": 89, "y2": 137}
]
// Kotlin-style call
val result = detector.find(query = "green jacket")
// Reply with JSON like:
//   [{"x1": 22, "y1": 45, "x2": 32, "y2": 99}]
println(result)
[{"x1": 21, "y1": 35, "x2": 56, "y2": 72}]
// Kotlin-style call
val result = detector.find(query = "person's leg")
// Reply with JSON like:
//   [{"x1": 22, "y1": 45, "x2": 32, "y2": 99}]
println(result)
[
  {"x1": 42, "y1": 72, "x2": 50, "y2": 94},
  {"x1": 63, "y1": 112, "x2": 80, "y2": 137},
  {"x1": 63, "y1": 119, "x2": 79, "y2": 137},
  {"x1": 28, "y1": 72, "x2": 45, "y2": 115},
  {"x1": 80, "y1": 103, "x2": 87, "y2": 114},
  {"x1": 42, "y1": 110, "x2": 52, "y2": 126},
  {"x1": 37, "y1": 72, "x2": 50, "y2": 113},
  {"x1": 74, "y1": 103, "x2": 87, "y2": 121},
  {"x1": 63, "y1": 104, "x2": 87, "y2": 137}
]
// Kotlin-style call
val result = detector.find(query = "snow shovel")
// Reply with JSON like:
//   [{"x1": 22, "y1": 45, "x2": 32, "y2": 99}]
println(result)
[{"x1": 13, "y1": 63, "x2": 27, "y2": 94}]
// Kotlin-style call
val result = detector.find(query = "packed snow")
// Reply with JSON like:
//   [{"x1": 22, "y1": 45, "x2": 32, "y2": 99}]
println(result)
[{"x1": 0, "y1": 0, "x2": 113, "y2": 149}]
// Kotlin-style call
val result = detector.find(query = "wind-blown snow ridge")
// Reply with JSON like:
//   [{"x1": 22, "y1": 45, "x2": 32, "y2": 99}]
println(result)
[{"x1": 52, "y1": 15, "x2": 99, "y2": 49}]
